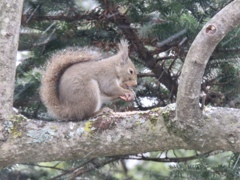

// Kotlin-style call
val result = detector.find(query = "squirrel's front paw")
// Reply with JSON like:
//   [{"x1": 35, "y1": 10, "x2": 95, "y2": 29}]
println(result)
[{"x1": 120, "y1": 90, "x2": 136, "y2": 102}]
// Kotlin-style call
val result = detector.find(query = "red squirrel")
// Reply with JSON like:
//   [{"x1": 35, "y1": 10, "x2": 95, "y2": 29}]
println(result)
[{"x1": 40, "y1": 40, "x2": 137, "y2": 121}]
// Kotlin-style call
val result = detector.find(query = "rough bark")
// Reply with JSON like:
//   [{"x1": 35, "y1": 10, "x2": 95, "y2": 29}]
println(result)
[
  {"x1": 0, "y1": 0, "x2": 23, "y2": 145},
  {"x1": 0, "y1": 0, "x2": 23, "y2": 120},
  {"x1": 0, "y1": 105, "x2": 240, "y2": 168},
  {"x1": 175, "y1": 0, "x2": 240, "y2": 147}
]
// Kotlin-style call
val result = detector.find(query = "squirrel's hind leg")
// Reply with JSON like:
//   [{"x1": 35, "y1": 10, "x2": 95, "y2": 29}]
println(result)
[
  {"x1": 59, "y1": 79, "x2": 101, "y2": 121},
  {"x1": 74, "y1": 79, "x2": 102, "y2": 120}
]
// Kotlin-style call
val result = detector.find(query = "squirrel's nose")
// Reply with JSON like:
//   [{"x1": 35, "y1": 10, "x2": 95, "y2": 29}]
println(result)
[{"x1": 133, "y1": 80, "x2": 138, "y2": 87}]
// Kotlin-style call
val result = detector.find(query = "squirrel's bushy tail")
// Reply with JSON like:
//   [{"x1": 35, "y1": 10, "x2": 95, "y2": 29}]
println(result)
[{"x1": 40, "y1": 47, "x2": 104, "y2": 119}]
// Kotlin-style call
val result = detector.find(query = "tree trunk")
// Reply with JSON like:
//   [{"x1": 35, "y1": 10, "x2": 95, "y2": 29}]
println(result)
[
  {"x1": 175, "y1": 0, "x2": 240, "y2": 145},
  {"x1": 0, "y1": 0, "x2": 24, "y2": 120}
]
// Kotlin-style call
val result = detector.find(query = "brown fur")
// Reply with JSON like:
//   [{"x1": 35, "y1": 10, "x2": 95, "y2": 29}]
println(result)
[{"x1": 40, "y1": 40, "x2": 137, "y2": 121}]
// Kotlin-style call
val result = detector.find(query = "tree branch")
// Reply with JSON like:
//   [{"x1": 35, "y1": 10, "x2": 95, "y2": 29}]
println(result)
[
  {"x1": 157, "y1": 29, "x2": 187, "y2": 48},
  {"x1": 176, "y1": 1, "x2": 240, "y2": 122},
  {"x1": 120, "y1": 151, "x2": 213, "y2": 163},
  {"x1": 21, "y1": 11, "x2": 100, "y2": 24},
  {"x1": 0, "y1": 105, "x2": 240, "y2": 168}
]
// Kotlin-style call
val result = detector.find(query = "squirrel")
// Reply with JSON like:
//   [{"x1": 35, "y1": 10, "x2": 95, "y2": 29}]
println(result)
[{"x1": 40, "y1": 39, "x2": 137, "y2": 121}]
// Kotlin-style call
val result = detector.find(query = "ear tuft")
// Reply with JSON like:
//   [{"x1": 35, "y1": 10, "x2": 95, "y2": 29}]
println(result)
[{"x1": 118, "y1": 39, "x2": 129, "y2": 64}]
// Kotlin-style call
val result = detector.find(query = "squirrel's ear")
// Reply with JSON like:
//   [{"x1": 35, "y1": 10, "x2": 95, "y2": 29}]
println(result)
[{"x1": 118, "y1": 39, "x2": 129, "y2": 65}]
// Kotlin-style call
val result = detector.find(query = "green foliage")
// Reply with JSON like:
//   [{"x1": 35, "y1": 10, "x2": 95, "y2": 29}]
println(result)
[
  {"x1": 170, "y1": 152, "x2": 240, "y2": 180},
  {"x1": 129, "y1": 161, "x2": 169, "y2": 180},
  {"x1": 218, "y1": 63, "x2": 240, "y2": 98},
  {"x1": 0, "y1": 166, "x2": 49, "y2": 180},
  {"x1": 1, "y1": 151, "x2": 240, "y2": 179},
  {"x1": 14, "y1": 65, "x2": 43, "y2": 118}
]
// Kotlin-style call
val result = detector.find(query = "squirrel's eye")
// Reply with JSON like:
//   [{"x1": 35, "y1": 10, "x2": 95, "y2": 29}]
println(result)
[{"x1": 129, "y1": 68, "x2": 133, "y2": 74}]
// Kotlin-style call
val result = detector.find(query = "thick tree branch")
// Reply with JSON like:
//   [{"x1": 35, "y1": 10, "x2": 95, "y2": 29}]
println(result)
[
  {"x1": 176, "y1": 0, "x2": 240, "y2": 121},
  {"x1": 0, "y1": 105, "x2": 240, "y2": 168}
]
